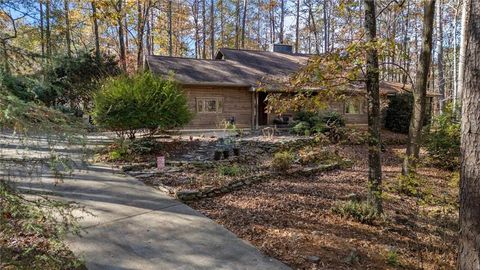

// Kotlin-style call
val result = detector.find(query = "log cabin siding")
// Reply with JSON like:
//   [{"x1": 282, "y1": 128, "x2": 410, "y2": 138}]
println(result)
[{"x1": 182, "y1": 85, "x2": 253, "y2": 129}]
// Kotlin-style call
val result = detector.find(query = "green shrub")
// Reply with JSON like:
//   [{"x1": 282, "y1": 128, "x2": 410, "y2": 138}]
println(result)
[
  {"x1": 291, "y1": 111, "x2": 345, "y2": 136},
  {"x1": 92, "y1": 72, "x2": 192, "y2": 139},
  {"x1": 424, "y1": 104, "x2": 460, "y2": 170},
  {"x1": 396, "y1": 172, "x2": 424, "y2": 197},
  {"x1": 217, "y1": 164, "x2": 243, "y2": 176},
  {"x1": 272, "y1": 151, "x2": 295, "y2": 171},
  {"x1": 385, "y1": 93, "x2": 431, "y2": 134},
  {"x1": 332, "y1": 200, "x2": 379, "y2": 224},
  {"x1": 292, "y1": 121, "x2": 310, "y2": 135},
  {"x1": 386, "y1": 249, "x2": 400, "y2": 266}
]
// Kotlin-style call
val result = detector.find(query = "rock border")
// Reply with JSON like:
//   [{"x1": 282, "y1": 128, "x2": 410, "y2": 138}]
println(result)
[{"x1": 175, "y1": 162, "x2": 341, "y2": 202}]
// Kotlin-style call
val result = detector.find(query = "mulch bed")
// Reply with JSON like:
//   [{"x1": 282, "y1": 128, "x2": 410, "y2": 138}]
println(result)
[{"x1": 188, "y1": 144, "x2": 458, "y2": 270}]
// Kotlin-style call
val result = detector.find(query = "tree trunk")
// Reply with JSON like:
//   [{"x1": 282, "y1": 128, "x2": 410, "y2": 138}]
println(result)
[
  {"x1": 364, "y1": 0, "x2": 383, "y2": 214},
  {"x1": 241, "y1": 0, "x2": 248, "y2": 48},
  {"x1": 279, "y1": 0, "x2": 285, "y2": 44},
  {"x1": 117, "y1": 0, "x2": 127, "y2": 72},
  {"x1": 458, "y1": 2, "x2": 480, "y2": 268},
  {"x1": 46, "y1": 0, "x2": 51, "y2": 60},
  {"x1": 457, "y1": 0, "x2": 470, "y2": 115},
  {"x1": 437, "y1": 0, "x2": 445, "y2": 113},
  {"x1": 40, "y1": 0, "x2": 45, "y2": 59},
  {"x1": 307, "y1": 3, "x2": 320, "y2": 55},
  {"x1": 193, "y1": 0, "x2": 200, "y2": 58},
  {"x1": 202, "y1": 0, "x2": 207, "y2": 58},
  {"x1": 210, "y1": 0, "x2": 215, "y2": 58},
  {"x1": 235, "y1": 0, "x2": 240, "y2": 49},
  {"x1": 323, "y1": 0, "x2": 328, "y2": 53},
  {"x1": 402, "y1": 0, "x2": 410, "y2": 84},
  {"x1": 219, "y1": 0, "x2": 224, "y2": 47},
  {"x1": 402, "y1": 0, "x2": 436, "y2": 175},
  {"x1": 295, "y1": 0, "x2": 300, "y2": 53},
  {"x1": 91, "y1": 1, "x2": 101, "y2": 60},
  {"x1": 64, "y1": 0, "x2": 71, "y2": 57},
  {"x1": 168, "y1": 0, "x2": 173, "y2": 56}
]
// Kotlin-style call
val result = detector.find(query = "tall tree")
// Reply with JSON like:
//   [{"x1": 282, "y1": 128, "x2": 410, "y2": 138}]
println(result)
[
  {"x1": 295, "y1": 0, "x2": 300, "y2": 52},
  {"x1": 64, "y1": 0, "x2": 71, "y2": 57},
  {"x1": 364, "y1": 0, "x2": 383, "y2": 214},
  {"x1": 456, "y1": 0, "x2": 470, "y2": 114},
  {"x1": 210, "y1": 0, "x2": 215, "y2": 58},
  {"x1": 116, "y1": 0, "x2": 127, "y2": 72},
  {"x1": 437, "y1": 0, "x2": 445, "y2": 113},
  {"x1": 241, "y1": 0, "x2": 248, "y2": 48},
  {"x1": 279, "y1": 0, "x2": 285, "y2": 44},
  {"x1": 202, "y1": 0, "x2": 207, "y2": 58},
  {"x1": 39, "y1": 0, "x2": 45, "y2": 59},
  {"x1": 168, "y1": 0, "x2": 173, "y2": 56},
  {"x1": 45, "y1": 0, "x2": 51, "y2": 60},
  {"x1": 402, "y1": 0, "x2": 436, "y2": 175},
  {"x1": 91, "y1": 1, "x2": 101, "y2": 60},
  {"x1": 323, "y1": 0, "x2": 328, "y2": 52},
  {"x1": 235, "y1": 0, "x2": 240, "y2": 48},
  {"x1": 458, "y1": 1, "x2": 480, "y2": 268}
]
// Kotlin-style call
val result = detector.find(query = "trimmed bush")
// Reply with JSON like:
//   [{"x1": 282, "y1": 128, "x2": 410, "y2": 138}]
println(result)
[{"x1": 92, "y1": 72, "x2": 192, "y2": 139}]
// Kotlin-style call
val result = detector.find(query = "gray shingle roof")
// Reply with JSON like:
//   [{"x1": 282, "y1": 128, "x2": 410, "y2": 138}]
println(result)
[{"x1": 146, "y1": 49, "x2": 310, "y2": 87}]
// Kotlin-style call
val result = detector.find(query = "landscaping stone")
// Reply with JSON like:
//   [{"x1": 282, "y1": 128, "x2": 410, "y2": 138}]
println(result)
[{"x1": 307, "y1": 256, "x2": 320, "y2": 263}]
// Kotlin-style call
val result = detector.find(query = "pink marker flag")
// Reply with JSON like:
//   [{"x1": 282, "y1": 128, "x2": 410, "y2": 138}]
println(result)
[{"x1": 157, "y1": 156, "x2": 165, "y2": 171}]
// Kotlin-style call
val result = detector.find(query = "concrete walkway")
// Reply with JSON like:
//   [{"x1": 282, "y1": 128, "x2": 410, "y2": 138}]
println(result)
[{"x1": 1, "y1": 134, "x2": 289, "y2": 270}]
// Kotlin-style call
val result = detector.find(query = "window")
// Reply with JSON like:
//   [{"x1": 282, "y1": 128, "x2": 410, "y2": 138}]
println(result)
[
  {"x1": 345, "y1": 99, "x2": 364, "y2": 114},
  {"x1": 197, "y1": 98, "x2": 223, "y2": 113}
]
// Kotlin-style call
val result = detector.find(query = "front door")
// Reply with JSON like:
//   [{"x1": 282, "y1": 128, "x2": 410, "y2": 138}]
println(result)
[{"x1": 258, "y1": 92, "x2": 268, "y2": 126}]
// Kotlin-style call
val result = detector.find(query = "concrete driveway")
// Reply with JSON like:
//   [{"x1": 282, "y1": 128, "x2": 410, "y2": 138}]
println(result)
[{"x1": 1, "y1": 134, "x2": 289, "y2": 270}]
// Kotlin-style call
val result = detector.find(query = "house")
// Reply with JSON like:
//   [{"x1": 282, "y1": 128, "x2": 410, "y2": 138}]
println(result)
[{"x1": 146, "y1": 45, "x2": 438, "y2": 130}]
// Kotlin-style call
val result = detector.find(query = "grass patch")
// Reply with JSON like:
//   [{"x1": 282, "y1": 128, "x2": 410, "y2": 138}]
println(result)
[
  {"x1": 217, "y1": 164, "x2": 243, "y2": 176},
  {"x1": 332, "y1": 200, "x2": 382, "y2": 225}
]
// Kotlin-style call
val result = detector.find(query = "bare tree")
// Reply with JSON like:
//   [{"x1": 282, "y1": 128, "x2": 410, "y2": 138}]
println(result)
[
  {"x1": 241, "y1": 0, "x2": 248, "y2": 48},
  {"x1": 279, "y1": 0, "x2": 285, "y2": 44},
  {"x1": 235, "y1": 0, "x2": 240, "y2": 48},
  {"x1": 437, "y1": 0, "x2": 445, "y2": 113},
  {"x1": 295, "y1": 0, "x2": 300, "y2": 52},
  {"x1": 168, "y1": 0, "x2": 173, "y2": 56},
  {"x1": 456, "y1": 0, "x2": 470, "y2": 114},
  {"x1": 402, "y1": 0, "x2": 436, "y2": 175},
  {"x1": 64, "y1": 0, "x2": 71, "y2": 57},
  {"x1": 116, "y1": 0, "x2": 127, "y2": 72},
  {"x1": 210, "y1": 0, "x2": 215, "y2": 58},
  {"x1": 458, "y1": 1, "x2": 480, "y2": 268},
  {"x1": 364, "y1": 0, "x2": 383, "y2": 214}
]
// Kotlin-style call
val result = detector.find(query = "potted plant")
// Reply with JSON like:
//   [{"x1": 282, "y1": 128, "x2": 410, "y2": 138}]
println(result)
[
  {"x1": 214, "y1": 149, "x2": 223, "y2": 160},
  {"x1": 223, "y1": 148, "x2": 230, "y2": 159},
  {"x1": 233, "y1": 141, "x2": 240, "y2": 156}
]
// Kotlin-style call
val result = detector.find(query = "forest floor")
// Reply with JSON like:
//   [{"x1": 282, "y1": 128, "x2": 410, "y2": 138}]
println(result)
[
  {"x1": 100, "y1": 130, "x2": 458, "y2": 270},
  {"x1": 189, "y1": 143, "x2": 458, "y2": 270}
]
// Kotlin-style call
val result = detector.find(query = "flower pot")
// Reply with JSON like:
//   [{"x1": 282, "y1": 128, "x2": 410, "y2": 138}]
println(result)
[
  {"x1": 233, "y1": 148, "x2": 240, "y2": 156},
  {"x1": 223, "y1": 149, "x2": 230, "y2": 159},
  {"x1": 214, "y1": 150, "x2": 223, "y2": 160}
]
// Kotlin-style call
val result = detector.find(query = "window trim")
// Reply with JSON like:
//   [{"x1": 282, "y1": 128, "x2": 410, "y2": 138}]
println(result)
[
  {"x1": 196, "y1": 97, "x2": 224, "y2": 113},
  {"x1": 344, "y1": 98, "x2": 365, "y2": 115}
]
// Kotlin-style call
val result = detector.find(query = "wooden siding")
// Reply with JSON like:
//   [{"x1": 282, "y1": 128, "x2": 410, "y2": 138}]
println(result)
[{"x1": 182, "y1": 85, "x2": 253, "y2": 129}]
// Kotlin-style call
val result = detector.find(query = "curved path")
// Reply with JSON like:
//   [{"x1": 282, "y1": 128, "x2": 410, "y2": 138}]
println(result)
[{"x1": 1, "y1": 134, "x2": 289, "y2": 270}]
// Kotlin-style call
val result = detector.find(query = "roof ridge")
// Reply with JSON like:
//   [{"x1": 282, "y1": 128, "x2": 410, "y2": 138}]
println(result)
[{"x1": 148, "y1": 55, "x2": 226, "y2": 62}]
